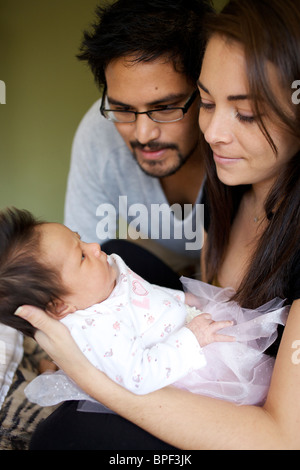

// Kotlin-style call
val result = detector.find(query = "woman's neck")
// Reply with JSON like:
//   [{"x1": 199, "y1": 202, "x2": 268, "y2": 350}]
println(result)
[{"x1": 246, "y1": 179, "x2": 276, "y2": 222}]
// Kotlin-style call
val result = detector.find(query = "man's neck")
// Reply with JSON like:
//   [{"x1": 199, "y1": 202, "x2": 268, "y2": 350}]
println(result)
[{"x1": 160, "y1": 151, "x2": 205, "y2": 207}]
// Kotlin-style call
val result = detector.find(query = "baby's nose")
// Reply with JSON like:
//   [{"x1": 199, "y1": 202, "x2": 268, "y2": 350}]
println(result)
[{"x1": 89, "y1": 242, "x2": 101, "y2": 257}]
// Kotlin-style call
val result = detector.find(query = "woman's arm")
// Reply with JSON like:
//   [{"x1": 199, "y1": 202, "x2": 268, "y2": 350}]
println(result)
[{"x1": 16, "y1": 299, "x2": 300, "y2": 450}]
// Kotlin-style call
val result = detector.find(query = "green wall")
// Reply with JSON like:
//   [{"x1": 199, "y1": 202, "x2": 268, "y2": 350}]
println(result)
[
  {"x1": 0, "y1": 0, "x2": 100, "y2": 222},
  {"x1": 0, "y1": 0, "x2": 227, "y2": 223}
]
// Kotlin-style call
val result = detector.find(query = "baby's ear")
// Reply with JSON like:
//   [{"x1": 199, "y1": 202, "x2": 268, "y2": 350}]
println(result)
[{"x1": 46, "y1": 299, "x2": 76, "y2": 319}]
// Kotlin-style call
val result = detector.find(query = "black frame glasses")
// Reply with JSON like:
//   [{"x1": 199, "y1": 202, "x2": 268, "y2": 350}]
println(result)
[{"x1": 100, "y1": 87, "x2": 199, "y2": 123}]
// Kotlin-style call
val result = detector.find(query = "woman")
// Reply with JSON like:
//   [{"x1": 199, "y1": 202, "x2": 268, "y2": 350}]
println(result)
[{"x1": 17, "y1": 0, "x2": 300, "y2": 449}]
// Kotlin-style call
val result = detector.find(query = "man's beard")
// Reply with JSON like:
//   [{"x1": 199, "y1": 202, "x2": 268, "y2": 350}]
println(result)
[{"x1": 130, "y1": 140, "x2": 198, "y2": 178}]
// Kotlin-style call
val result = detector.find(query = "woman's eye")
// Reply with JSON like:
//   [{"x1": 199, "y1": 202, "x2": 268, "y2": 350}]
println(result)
[
  {"x1": 236, "y1": 112, "x2": 255, "y2": 124},
  {"x1": 199, "y1": 100, "x2": 215, "y2": 111}
]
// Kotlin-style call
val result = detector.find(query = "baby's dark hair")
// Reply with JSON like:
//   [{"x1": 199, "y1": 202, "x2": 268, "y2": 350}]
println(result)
[{"x1": 0, "y1": 207, "x2": 67, "y2": 337}]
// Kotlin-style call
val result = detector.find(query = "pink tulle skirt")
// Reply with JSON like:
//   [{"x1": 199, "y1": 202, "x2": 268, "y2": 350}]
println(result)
[
  {"x1": 25, "y1": 279, "x2": 289, "y2": 409},
  {"x1": 176, "y1": 277, "x2": 289, "y2": 406}
]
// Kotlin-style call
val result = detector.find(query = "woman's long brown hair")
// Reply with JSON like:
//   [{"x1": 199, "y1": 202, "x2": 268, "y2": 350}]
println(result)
[{"x1": 203, "y1": 0, "x2": 300, "y2": 308}]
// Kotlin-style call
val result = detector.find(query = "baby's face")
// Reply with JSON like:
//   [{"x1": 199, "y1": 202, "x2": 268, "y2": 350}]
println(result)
[{"x1": 38, "y1": 223, "x2": 117, "y2": 311}]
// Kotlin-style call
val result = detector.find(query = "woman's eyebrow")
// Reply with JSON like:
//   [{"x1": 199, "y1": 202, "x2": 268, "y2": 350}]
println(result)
[
  {"x1": 227, "y1": 94, "x2": 250, "y2": 102},
  {"x1": 197, "y1": 80, "x2": 250, "y2": 102},
  {"x1": 197, "y1": 80, "x2": 209, "y2": 95}
]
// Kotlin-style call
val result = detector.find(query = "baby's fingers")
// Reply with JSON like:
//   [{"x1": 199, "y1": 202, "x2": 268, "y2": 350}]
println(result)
[
  {"x1": 214, "y1": 333, "x2": 236, "y2": 343},
  {"x1": 210, "y1": 320, "x2": 235, "y2": 342},
  {"x1": 211, "y1": 319, "x2": 234, "y2": 332}
]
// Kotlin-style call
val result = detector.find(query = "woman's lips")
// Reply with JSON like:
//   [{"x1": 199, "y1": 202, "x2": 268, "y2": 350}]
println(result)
[{"x1": 213, "y1": 152, "x2": 243, "y2": 165}]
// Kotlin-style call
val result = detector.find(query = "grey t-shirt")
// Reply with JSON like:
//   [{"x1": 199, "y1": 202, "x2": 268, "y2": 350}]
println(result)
[{"x1": 64, "y1": 100, "x2": 204, "y2": 259}]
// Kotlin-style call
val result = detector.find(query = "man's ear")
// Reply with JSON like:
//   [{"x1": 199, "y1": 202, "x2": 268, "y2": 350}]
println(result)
[{"x1": 46, "y1": 299, "x2": 77, "y2": 319}]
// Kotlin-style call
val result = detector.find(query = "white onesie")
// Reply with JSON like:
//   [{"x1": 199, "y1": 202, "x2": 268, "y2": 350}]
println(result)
[
  {"x1": 25, "y1": 254, "x2": 205, "y2": 404},
  {"x1": 25, "y1": 254, "x2": 289, "y2": 408}
]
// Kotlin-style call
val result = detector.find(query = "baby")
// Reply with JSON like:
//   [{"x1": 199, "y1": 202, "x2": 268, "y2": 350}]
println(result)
[
  {"x1": 0, "y1": 207, "x2": 233, "y2": 399},
  {"x1": 1, "y1": 207, "x2": 288, "y2": 407}
]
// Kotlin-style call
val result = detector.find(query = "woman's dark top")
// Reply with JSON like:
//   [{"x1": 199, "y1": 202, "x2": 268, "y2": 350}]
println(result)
[{"x1": 201, "y1": 185, "x2": 300, "y2": 303}]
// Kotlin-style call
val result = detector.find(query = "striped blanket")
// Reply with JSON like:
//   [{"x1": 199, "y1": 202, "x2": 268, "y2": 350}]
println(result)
[{"x1": 0, "y1": 337, "x2": 57, "y2": 450}]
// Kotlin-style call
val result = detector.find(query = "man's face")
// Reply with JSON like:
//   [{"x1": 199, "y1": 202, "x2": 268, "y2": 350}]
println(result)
[{"x1": 104, "y1": 56, "x2": 200, "y2": 178}]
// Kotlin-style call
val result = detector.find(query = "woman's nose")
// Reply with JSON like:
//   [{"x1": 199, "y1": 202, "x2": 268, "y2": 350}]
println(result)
[{"x1": 200, "y1": 110, "x2": 233, "y2": 146}]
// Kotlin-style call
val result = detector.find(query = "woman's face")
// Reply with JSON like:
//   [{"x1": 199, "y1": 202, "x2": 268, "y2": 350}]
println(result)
[{"x1": 198, "y1": 35, "x2": 300, "y2": 192}]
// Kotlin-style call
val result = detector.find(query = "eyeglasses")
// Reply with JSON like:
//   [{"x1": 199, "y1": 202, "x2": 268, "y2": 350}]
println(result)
[{"x1": 100, "y1": 87, "x2": 199, "y2": 123}]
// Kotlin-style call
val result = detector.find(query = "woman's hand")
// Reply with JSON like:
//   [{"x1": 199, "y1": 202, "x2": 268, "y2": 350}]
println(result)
[
  {"x1": 15, "y1": 306, "x2": 91, "y2": 378},
  {"x1": 15, "y1": 305, "x2": 137, "y2": 421}
]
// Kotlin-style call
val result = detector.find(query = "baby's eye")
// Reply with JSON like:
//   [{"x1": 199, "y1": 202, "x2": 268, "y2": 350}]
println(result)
[{"x1": 81, "y1": 253, "x2": 85, "y2": 261}]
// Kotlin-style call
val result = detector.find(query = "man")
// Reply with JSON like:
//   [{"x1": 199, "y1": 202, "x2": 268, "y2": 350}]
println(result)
[
  {"x1": 64, "y1": 0, "x2": 213, "y2": 280},
  {"x1": 29, "y1": 0, "x2": 216, "y2": 452}
]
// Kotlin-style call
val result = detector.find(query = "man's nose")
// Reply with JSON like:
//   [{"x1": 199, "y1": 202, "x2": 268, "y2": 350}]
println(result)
[{"x1": 133, "y1": 113, "x2": 161, "y2": 144}]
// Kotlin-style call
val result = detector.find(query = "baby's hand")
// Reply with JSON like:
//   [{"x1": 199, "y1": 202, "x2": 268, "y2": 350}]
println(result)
[
  {"x1": 184, "y1": 292, "x2": 204, "y2": 311},
  {"x1": 38, "y1": 358, "x2": 58, "y2": 374},
  {"x1": 186, "y1": 313, "x2": 235, "y2": 347}
]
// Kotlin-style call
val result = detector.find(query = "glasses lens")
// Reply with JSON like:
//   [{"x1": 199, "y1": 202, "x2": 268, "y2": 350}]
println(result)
[
  {"x1": 103, "y1": 110, "x2": 136, "y2": 123},
  {"x1": 150, "y1": 108, "x2": 184, "y2": 123}
]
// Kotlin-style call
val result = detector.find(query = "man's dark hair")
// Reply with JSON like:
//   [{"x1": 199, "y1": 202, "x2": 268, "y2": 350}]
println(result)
[
  {"x1": 0, "y1": 208, "x2": 67, "y2": 337},
  {"x1": 77, "y1": 0, "x2": 214, "y2": 87}
]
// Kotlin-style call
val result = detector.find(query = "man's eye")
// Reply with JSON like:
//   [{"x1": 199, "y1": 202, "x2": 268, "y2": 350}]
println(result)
[{"x1": 156, "y1": 107, "x2": 175, "y2": 113}]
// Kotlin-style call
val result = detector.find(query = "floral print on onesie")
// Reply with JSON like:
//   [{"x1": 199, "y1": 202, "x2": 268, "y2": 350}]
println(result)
[{"x1": 60, "y1": 254, "x2": 206, "y2": 394}]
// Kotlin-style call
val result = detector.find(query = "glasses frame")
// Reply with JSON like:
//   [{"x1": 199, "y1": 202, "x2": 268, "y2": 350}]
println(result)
[{"x1": 100, "y1": 86, "x2": 199, "y2": 123}]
